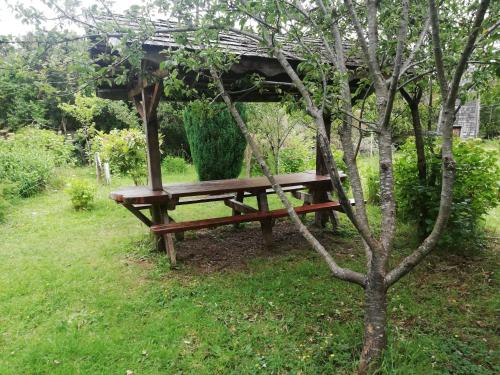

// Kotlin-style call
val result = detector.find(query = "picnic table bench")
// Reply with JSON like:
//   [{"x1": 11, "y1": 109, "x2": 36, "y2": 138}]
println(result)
[{"x1": 110, "y1": 171, "x2": 347, "y2": 266}]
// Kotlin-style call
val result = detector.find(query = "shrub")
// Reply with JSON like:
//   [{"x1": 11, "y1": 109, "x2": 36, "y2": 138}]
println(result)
[
  {"x1": 394, "y1": 137, "x2": 499, "y2": 250},
  {"x1": 280, "y1": 148, "x2": 307, "y2": 173},
  {"x1": 12, "y1": 128, "x2": 74, "y2": 166},
  {"x1": 65, "y1": 179, "x2": 95, "y2": 210},
  {"x1": 0, "y1": 140, "x2": 54, "y2": 197},
  {"x1": 183, "y1": 100, "x2": 247, "y2": 181},
  {"x1": 162, "y1": 155, "x2": 189, "y2": 174},
  {"x1": 93, "y1": 129, "x2": 147, "y2": 185},
  {"x1": 0, "y1": 128, "x2": 73, "y2": 198}
]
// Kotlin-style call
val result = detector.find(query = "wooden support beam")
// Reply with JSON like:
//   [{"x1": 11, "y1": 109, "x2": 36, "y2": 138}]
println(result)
[
  {"x1": 291, "y1": 190, "x2": 313, "y2": 204},
  {"x1": 129, "y1": 67, "x2": 165, "y2": 253},
  {"x1": 225, "y1": 197, "x2": 258, "y2": 214},
  {"x1": 314, "y1": 111, "x2": 332, "y2": 227},
  {"x1": 122, "y1": 203, "x2": 153, "y2": 227}
]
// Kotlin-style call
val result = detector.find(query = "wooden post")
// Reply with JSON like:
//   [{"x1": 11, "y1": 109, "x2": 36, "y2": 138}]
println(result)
[
  {"x1": 130, "y1": 79, "x2": 177, "y2": 263},
  {"x1": 257, "y1": 192, "x2": 273, "y2": 248},
  {"x1": 94, "y1": 152, "x2": 103, "y2": 184},
  {"x1": 312, "y1": 112, "x2": 333, "y2": 227}
]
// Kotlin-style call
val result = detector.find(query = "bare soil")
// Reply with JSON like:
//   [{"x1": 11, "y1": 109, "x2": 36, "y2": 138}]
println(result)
[{"x1": 172, "y1": 219, "x2": 359, "y2": 273}]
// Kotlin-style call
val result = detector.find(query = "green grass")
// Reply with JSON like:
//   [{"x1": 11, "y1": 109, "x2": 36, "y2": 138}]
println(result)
[{"x1": 0, "y1": 166, "x2": 498, "y2": 374}]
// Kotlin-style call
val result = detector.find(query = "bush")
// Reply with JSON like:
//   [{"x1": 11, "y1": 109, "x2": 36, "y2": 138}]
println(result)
[
  {"x1": 183, "y1": 101, "x2": 247, "y2": 181},
  {"x1": 162, "y1": 155, "x2": 189, "y2": 174},
  {"x1": 0, "y1": 128, "x2": 74, "y2": 198},
  {"x1": 93, "y1": 129, "x2": 147, "y2": 185},
  {"x1": 395, "y1": 137, "x2": 499, "y2": 250},
  {"x1": 11, "y1": 128, "x2": 74, "y2": 166},
  {"x1": 65, "y1": 179, "x2": 95, "y2": 210}
]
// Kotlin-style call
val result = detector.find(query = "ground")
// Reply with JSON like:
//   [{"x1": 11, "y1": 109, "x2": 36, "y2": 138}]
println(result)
[{"x1": 0, "y1": 167, "x2": 498, "y2": 374}]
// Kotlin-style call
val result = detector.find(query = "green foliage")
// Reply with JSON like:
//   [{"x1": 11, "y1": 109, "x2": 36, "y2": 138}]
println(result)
[
  {"x1": 162, "y1": 155, "x2": 189, "y2": 174},
  {"x1": 93, "y1": 129, "x2": 148, "y2": 185},
  {"x1": 479, "y1": 80, "x2": 499, "y2": 139},
  {"x1": 12, "y1": 128, "x2": 74, "y2": 166},
  {"x1": 0, "y1": 128, "x2": 72, "y2": 197},
  {"x1": 279, "y1": 147, "x2": 307, "y2": 173},
  {"x1": 158, "y1": 102, "x2": 191, "y2": 159},
  {"x1": 395, "y1": 137, "x2": 499, "y2": 250},
  {"x1": 65, "y1": 179, "x2": 95, "y2": 210},
  {"x1": 0, "y1": 31, "x2": 93, "y2": 131},
  {"x1": 183, "y1": 101, "x2": 247, "y2": 181},
  {"x1": 59, "y1": 94, "x2": 139, "y2": 133},
  {"x1": 59, "y1": 94, "x2": 139, "y2": 163}
]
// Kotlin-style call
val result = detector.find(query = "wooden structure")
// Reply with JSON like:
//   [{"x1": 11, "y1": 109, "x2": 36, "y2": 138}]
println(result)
[{"x1": 91, "y1": 16, "x2": 362, "y2": 265}]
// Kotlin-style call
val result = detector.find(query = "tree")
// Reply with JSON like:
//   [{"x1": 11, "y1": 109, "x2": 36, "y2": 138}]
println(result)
[
  {"x1": 0, "y1": 30, "x2": 93, "y2": 131},
  {"x1": 163, "y1": 1, "x2": 493, "y2": 372},
  {"x1": 183, "y1": 100, "x2": 247, "y2": 180}
]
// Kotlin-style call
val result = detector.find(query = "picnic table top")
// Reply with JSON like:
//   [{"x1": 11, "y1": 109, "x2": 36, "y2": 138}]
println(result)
[{"x1": 110, "y1": 171, "x2": 345, "y2": 204}]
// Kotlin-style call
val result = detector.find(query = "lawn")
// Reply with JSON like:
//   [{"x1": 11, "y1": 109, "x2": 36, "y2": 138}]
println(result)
[{"x1": 0, "y1": 166, "x2": 498, "y2": 374}]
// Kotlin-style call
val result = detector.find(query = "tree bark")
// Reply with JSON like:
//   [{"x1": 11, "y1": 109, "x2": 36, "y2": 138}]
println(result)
[{"x1": 358, "y1": 264, "x2": 387, "y2": 374}]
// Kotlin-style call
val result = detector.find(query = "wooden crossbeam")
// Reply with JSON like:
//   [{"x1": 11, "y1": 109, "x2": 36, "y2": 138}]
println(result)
[
  {"x1": 123, "y1": 203, "x2": 153, "y2": 227},
  {"x1": 151, "y1": 201, "x2": 344, "y2": 235},
  {"x1": 224, "y1": 198, "x2": 258, "y2": 213},
  {"x1": 291, "y1": 190, "x2": 313, "y2": 204}
]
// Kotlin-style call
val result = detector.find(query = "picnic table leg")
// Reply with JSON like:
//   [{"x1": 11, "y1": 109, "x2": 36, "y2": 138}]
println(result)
[
  {"x1": 161, "y1": 210, "x2": 177, "y2": 267},
  {"x1": 232, "y1": 192, "x2": 244, "y2": 229},
  {"x1": 257, "y1": 192, "x2": 273, "y2": 248},
  {"x1": 310, "y1": 189, "x2": 329, "y2": 228},
  {"x1": 150, "y1": 204, "x2": 166, "y2": 251},
  {"x1": 167, "y1": 214, "x2": 185, "y2": 241}
]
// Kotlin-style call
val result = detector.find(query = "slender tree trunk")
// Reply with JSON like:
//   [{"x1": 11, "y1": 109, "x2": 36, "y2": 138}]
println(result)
[
  {"x1": 358, "y1": 257, "x2": 387, "y2": 374},
  {"x1": 400, "y1": 88, "x2": 428, "y2": 237}
]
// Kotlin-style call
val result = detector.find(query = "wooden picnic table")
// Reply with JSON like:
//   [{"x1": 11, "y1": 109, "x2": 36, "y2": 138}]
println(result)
[{"x1": 110, "y1": 171, "x2": 347, "y2": 266}]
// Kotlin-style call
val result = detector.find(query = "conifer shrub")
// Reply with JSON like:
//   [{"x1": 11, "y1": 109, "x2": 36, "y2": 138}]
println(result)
[{"x1": 183, "y1": 101, "x2": 247, "y2": 181}]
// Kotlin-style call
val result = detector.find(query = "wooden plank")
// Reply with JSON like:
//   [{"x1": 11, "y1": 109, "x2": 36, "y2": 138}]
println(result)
[
  {"x1": 109, "y1": 174, "x2": 346, "y2": 205},
  {"x1": 163, "y1": 172, "x2": 337, "y2": 198},
  {"x1": 151, "y1": 201, "x2": 344, "y2": 235}
]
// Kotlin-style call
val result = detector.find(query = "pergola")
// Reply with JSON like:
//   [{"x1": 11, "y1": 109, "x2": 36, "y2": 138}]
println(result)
[{"x1": 91, "y1": 16, "x2": 363, "y2": 265}]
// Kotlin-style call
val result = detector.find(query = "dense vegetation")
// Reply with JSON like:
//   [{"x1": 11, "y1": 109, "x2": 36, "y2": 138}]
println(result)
[{"x1": 395, "y1": 138, "x2": 499, "y2": 250}]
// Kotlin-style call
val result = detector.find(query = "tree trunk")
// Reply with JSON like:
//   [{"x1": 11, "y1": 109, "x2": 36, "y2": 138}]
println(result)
[
  {"x1": 358, "y1": 264, "x2": 388, "y2": 374},
  {"x1": 400, "y1": 88, "x2": 427, "y2": 237}
]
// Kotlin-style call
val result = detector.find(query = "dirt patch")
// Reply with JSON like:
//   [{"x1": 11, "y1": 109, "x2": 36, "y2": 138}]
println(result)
[{"x1": 173, "y1": 219, "x2": 359, "y2": 273}]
